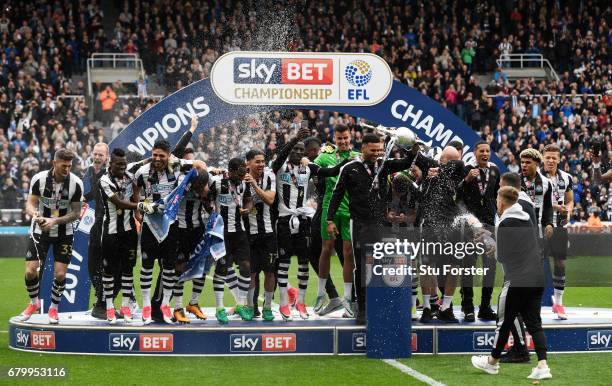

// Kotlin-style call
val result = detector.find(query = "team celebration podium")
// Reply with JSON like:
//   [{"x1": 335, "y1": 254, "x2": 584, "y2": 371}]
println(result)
[{"x1": 9, "y1": 52, "x2": 612, "y2": 357}]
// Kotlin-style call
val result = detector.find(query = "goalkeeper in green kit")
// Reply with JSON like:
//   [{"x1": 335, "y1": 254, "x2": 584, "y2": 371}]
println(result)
[{"x1": 313, "y1": 124, "x2": 360, "y2": 317}]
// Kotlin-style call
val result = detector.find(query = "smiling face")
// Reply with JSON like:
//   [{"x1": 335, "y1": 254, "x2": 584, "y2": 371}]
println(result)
[
  {"x1": 475, "y1": 143, "x2": 490, "y2": 167},
  {"x1": 247, "y1": 154, "x2": 265, "y2": 176},
  {"x1": 151, "y1": 148, "x2": 169, "y2": 171},
  {"x1": 333, "y1": 129, "x2": 351, "y2": 152}
]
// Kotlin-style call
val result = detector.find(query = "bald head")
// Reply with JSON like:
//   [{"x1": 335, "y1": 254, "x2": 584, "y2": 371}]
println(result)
[
  {"x1": 439, "y1": 146, "x2": 460, "y2": 164},
  {"x1": 92, "y1": 142, "x2": 109, "y2": 169}
]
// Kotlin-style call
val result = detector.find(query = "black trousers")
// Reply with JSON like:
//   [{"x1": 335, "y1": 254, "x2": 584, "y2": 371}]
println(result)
[
  {"x1": 460, "y1": 250, "x2": 497, "y2": 309},
  {"x1": 350, "y1": 220, "x2": 380, "y2": 312},
  {"x1": 88, "y1": 222, "x2": 104, "y2": 306},
  {"x1": 491, "y1": 283, "x2": 547, "y2": 361}
]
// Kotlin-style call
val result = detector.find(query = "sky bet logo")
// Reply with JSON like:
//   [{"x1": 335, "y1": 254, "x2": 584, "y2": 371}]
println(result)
[
  {"x1": 473, "y1": 332, "x2": 534, "y2": 351},
  {"x1": 351, "y1": 332, "x2": 417, "y2": 352},
  {"x1": 587, "y1": 330, "x2": 612, "y2": 350},
  {"x1": 15, "y1": 329, "x2": 55, "y2": 350},
  {"x1": 234, "y1": 58, "x2": 333, "y2": 85},
  {"x1": 230, "y1": 333, "x2": 296, "y2": 352},
  {"x1": 109, "y1": 333, "x2": 173, "y2": 352}
]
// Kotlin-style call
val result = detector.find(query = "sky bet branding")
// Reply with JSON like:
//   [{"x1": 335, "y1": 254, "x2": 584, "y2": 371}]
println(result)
[
  {"x1": 230, "y1": 333, "x2": 296, "y2": 353},
  {"x1": 14, "y1": 329, "x2": 55, "y2": 350},
  {"x1": 473, "y1": 331, "x2": 534, "y2": 351},
  {"x1": 211, "y1": 52, "x2": 392, "y2": 106},
  {"x1": 587, "y1": 330, "x2": 612, "y2": 350},
  {"x1": 351, "y1": 332, "x2": 417, "y2": 352},
  {"x1": 109, "y1": 333, "x2": 173, "y2": 352}
]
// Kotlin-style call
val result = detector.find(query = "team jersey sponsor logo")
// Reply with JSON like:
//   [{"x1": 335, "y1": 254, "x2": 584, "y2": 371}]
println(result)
[
  {"x1": 230, "y1": 333, "x2": 296, "y2": 352},
  {"x1": 39, "y1": 197, "x2": 70, "y2": 209},
  {"x1": 151, "y1": 183, "x2": 175, "y2": 195}
]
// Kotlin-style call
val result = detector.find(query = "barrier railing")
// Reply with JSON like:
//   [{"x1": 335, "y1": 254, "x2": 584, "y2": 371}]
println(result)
[{"x1": 496, "y1": 53, "x2": 560, "y2": 82}]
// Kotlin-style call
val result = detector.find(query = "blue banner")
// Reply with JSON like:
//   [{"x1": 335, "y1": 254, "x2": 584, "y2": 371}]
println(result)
[
  {"x1": 179, "y1": 212, "x2": 225, "y2": 283},
  {"x1": 144, "y1": 168, "x2": 198, "y2": 243},
  {"x1": 39, "y1": 208, "x2": 94, "y2": 313},
  {"x1": 109, "y1": 78, "x2": 506, "y2": 169}
]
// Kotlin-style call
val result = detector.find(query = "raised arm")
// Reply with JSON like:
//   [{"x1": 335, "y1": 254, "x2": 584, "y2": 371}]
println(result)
[
  {"x1": 272, "y1": 127, "x2": 310, "y2": 173},
  {"x1": 172, "y1": 115, "x2": 198, "y2": 158}
]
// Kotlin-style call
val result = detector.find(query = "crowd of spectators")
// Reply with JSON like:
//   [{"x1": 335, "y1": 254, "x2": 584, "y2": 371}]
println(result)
[{"x1": 0, "y1": 0, "x2": 610, "y2": 224}]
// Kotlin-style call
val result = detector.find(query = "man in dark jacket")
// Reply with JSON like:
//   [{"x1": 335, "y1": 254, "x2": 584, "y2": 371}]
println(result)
[
  {"x1": 498, "y1": 172, "x2": 537, "y2": 363},
  {"x1": 327, "y1": 134, "x2": 420, "y2": 323},
  {"x1": 471, "y1": 186, "x2": 551, "y2": 381}
]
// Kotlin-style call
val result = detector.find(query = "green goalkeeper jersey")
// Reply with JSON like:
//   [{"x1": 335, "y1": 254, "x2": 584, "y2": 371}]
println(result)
[{"x1": 314, "y1": 144, "x2": 361, "y2": 214}]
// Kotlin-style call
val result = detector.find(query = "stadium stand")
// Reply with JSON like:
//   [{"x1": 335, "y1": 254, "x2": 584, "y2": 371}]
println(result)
[{"x1": 0, "y1": 0, "x2": 610, "y2": 225}]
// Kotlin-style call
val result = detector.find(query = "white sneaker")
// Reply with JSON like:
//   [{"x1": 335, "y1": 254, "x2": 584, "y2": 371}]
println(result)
[
  {"x1": 471, "y1": 355, "x2": 499, "y2": 375},
  {"x1": 319, "y1": 297, "x2": 344, "y2": 316},
  {"x1": 527, "y1": 366, "x2": 552, "y2": 380},
  {"x1": 313, "y1": 294, "x2": 327, "y2": 314},
  {"x1": 341, "y1": 298, "x2": 355, "y2": 318}
]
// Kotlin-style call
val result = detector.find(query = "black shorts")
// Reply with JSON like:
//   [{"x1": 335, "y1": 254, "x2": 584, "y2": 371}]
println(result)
[
  {"x1": 546, "y1": 227, "x2": 568, "y2": 260},
  {"x1": 276, "y1": 216, "x2": 310, "y2": 264},
  {"x1": 223, "y1": 230, "x2": 251, "y2": 267},
  {"x1": 141, "y1": 222, "x2": 179, "y2": 264},
  {"x1": 249, "y1": 233, "x2": 278, "y2": 274},
  {"x1": 177, "y1": 226, "x2": 205, "y2": 263},
  {"x1": 102, "y1": 230, "x2": 138, "y2": 274},
  {"x1": 26, "y1": 234, "x2": 74, "y2": 265}
]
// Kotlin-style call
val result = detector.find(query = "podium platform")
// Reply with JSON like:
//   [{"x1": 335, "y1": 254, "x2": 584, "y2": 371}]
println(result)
[{"x1": 9, "y1": 306, "x2": 612, "y2": 355}]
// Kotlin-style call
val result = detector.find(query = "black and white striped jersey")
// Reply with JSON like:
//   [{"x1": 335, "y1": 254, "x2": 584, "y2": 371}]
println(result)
[
  {"x1": 209, "y1": 175, "x2": 251, "y2": 233},
  {"x1": 521, "y1": 170, "x2": 554, "y2": 235},
  {"x1": 276, "y1": 161, "x2": 312, "y2": 217},
  {"x1": 245, "y1": 168, "x2": 276, "y2": 235},
  {"x1": 177, "y1": 186, "x2": 207, "y2": 229},
  {"x1": 134, "y1": 158, "x2": 194, "y2": 202},
  {"x1": 99, "y1": 168, "x2": 137, "y2": 235},
  {"x1": 29, "y1": 169, "x2": 84, "y2": 237},
  {"x1": 542, "y1": 169, "x2": 573, "y2": 227}
]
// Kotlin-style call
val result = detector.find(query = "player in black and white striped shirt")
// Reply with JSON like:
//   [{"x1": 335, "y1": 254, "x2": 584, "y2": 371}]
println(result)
[
  {"x1": 133, "y1": 140, "x2": 207, "y2": 324},
  {"x1": 244, "y1": 149, "x2": 277, "y2": 321},
  {"x1": 208, "y1": 158, "x2": 253, "y2": 323},
  {"x1": 272, "y1": 128, "x2": 347, "y2": 320},
  {"x1": 172, "y1": 147, "x2": 211, "y2": 323},
  {"x1": 20, "y1": 149, "x2": 84, "y2": 324},
  {"x1": 542, "y1": 144, "x2": 574, "y2": 320},
  {"x1": 98, "y1": 148, "x2": 144, "y2": 324}
]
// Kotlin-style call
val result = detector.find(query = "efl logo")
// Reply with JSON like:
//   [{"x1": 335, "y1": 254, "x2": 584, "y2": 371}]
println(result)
[
  {"x1": 109, "y1": 333, "x2": 173, "y2": 352},
  {"x1": 15, "y1": 329, "x2": 55, "y2": 350},
  {"x1": 345, "y1": 60, "x2": 372, "y2": 101},
  {"x1": 587, "y1": 330, "x2": 612, "y2": 350},
  {"x1": 473, "y1": 332, "x2": 534, "y2": 351},
  {"x1": 234, "y1": 58, "x2": 333, "y2": 85},
  {"x1": 230, "y1": 333, "x2": 296, "y2": 352}
]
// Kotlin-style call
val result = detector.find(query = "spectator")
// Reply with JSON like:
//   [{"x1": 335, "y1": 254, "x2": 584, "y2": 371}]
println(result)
[{"x1": 98, "y1": 85, "x2": 117, "y2": 125}]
